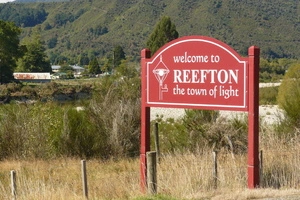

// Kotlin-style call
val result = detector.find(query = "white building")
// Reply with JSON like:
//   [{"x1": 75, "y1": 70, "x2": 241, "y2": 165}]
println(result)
[{"x1": 13, "y1": 73, "x2": 51, "y2": 83}]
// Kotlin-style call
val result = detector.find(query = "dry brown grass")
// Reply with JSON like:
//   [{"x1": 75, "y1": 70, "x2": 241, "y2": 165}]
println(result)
[
  {"x1": 0, "y1": 158, "x2": 141, "y2": 200},
  {"x1": 0, "y1": 155, "x2": 299, "y2": 199},
  {"x1": 0, "y1": 129, "x2": 300, "y2": 200}
]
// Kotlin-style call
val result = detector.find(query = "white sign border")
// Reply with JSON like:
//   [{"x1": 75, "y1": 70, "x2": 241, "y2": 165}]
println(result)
[{"x1": 146, "y1": 38, "x2": 248, "y2": 109}]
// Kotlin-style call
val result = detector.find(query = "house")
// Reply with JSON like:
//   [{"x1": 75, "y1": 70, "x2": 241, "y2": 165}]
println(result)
[
  {"x1": 13, "y1": 73, "x2": 51, "y2": 83},
  {"x1": 51, "y1": 65, "x2": 85, "y2": 78},
  {"x1": 50, "y1": 72, "x2": 68, "y2": 80},
  {"x1": 51, "y1": 65, "x2": 61, "y2": 72},
  {"x1": 70, "y1": 65, "x2": 85, "y2": 77}
]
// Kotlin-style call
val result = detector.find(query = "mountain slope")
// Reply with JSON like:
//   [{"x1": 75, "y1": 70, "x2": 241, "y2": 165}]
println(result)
[{"x1": 1, "y1": 0, "x2": 300, "y2": 63}]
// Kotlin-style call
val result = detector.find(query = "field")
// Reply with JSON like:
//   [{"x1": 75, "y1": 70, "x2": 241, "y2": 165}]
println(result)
[
  {"x1": 0, "y1": 79, "x2": 299, "y2": 199},
  {"x1": 1, "y1": 131, "x2": 300, "y2": 200}
]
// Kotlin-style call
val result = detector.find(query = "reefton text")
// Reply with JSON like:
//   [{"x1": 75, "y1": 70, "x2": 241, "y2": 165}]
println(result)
[{"x1": 173, "y1": 69, "x2": 239, "y2": 84}]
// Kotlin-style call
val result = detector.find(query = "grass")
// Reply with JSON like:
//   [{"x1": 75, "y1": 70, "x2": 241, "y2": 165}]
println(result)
[
  {"x1": 1, "y1": 132, "x2": 300, "y2": 200},
  {"x1": 259, "y1": 86, "x2": 279, "y2": 105},
  {"x1": 0, "y1": 81, "x2": 297, "y2": 199}
]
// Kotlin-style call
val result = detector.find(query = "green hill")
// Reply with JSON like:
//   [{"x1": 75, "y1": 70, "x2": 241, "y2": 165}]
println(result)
[{"x1": 1, "y1": 0, "x2": 300, "y2": 63}]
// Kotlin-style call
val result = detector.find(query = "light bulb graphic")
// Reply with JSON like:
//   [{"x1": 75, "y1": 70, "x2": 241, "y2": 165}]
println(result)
[{"x1": 152, "y1": 55, "x2": 169, "y2": 100}]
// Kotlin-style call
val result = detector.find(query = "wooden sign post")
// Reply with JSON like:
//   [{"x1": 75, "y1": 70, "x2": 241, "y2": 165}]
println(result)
[{"x1": 140, "y1": 36, "x2": 260, "y2": 191}]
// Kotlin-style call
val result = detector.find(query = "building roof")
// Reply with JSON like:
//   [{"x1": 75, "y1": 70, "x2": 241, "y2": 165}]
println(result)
[
  {"x1": 51, "y1": 65, "x2": 85, "y2": 70},
  {"x1": 51, "y1": 65, "x2": 61, "y2": 70},
  {"x1": 71, "y1": 65, "x2": 85, "y2": 70}
]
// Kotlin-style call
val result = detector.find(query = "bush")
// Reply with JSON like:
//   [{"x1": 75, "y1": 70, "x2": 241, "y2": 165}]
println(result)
[
  {"x1": 0, "y1": 103, "x2": 52, "y2": 159},
  {"x1": 259, "y1": 86, "x2": 278, "y2": 105},
  {"x1": 88, "y1": 74, "x2": 141, "y2": 158},
  {"x1": 56, "y1": 108, "x2": 106, "y2": 158},
  {"x1": 152, "y1": 109, "x2": 248, "y2": 154},
  {"x1": 182, "y1": 109, "x2": 247, "y2": 153},
  {"x1": 277, "y1": 63, "x2": 300, "y2": 128},
  {"x1": 151, "y1": 117, "x2": 187, "y2": 153},
  {"x1": 0, "y1": 61, "x2": 141, "y2": 159}
]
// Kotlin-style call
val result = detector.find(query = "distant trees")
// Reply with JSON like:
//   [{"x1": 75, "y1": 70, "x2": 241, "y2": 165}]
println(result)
[
  {"x1": 88, "y1": 25, "x2": 108, "y2": 36},
  {"x1": 0, "y1": 20, "x2": 23, "y2": 84},
  {"x1": 88, "y1": 58, "x2": 102, "y2": 75},
  {"x1": 0, "y1": 5, "x2": 48, "y2": 27},
  {"x1": 146, "y1": 16, "x2": 179, "y2": 56},
  {"x1": 79, "y1": 55, "x2": 90, "y2": 66},
  {"x1": 113, "y1": 45, "x2": 126, "y2": 67},
  {"x1": 47, "y1": 37, "x2": 58, "y2": 49},
  {"x1": 259, "y1": 58, "x2": 294, "y2": 82},
  {"x1": 59, "y1": 65, "x2": 74, "y2": 79},
  {"x1": 53, "y1": 9, "x2": 85, "y2": 27},
  {"x1": 97, "y1": 46, "x2": 126, "y2": 74},
  {"x1": 16, "y1": 29, "x2": 51, "y2": 73}
]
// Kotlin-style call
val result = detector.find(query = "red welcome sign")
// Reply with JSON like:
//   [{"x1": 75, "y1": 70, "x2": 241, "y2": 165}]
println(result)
[
  {"x1": 140, "y1": 36, "x2": 260, "y2": 191},
  {"x1": 146, "y1": 36, "x2": 248, "y2": 111}
]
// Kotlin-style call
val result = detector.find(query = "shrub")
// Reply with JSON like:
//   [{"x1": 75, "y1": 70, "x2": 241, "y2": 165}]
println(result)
[
  {"x1": 20, "y1": 85, "x2": 37, "y2": 99},
  {"x1": 151, "y1": 116, "x2": 187, "y2": 153},
  {"x1": 57, "y1": 108, "x2": 106, "y2": 158},
  {"x1": 259, "y1": 86, "x2": 278, "y2": 105},
  {"x1": 182, "y1": 109, "x2": 247, "y2": 153},
  {"x1": 277, "y1": 63, "x2": 300, "y2": 128},
  {"x1": 87, "y1": 63, "x2": 141, "y2": 158},
  {"x1": 152, "y1": 109, "x2": 248, "y2": 154},
  {"x1": 0, "y1": 103, "x2": 52, "y2": 159}
]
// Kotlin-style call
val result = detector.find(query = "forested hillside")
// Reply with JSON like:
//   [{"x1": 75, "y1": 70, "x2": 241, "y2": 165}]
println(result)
[
  {"x1": 14, "y1": 0, "x2": 68, "y2": 2},
  {"x1": 1, "y1": 0, "x2": 300, "y2": 64}
]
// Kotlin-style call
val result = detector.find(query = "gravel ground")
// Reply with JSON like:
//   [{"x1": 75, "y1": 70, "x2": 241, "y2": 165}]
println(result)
[
  {"x1": 151, "y1": 82, "x2": 284, "y2": 123},
  {"x1": 151, "y1": 105, "x2": 284, "y2": 125}
]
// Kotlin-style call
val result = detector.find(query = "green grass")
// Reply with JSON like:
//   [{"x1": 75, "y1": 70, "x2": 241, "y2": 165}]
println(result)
[{"x1": 259, "y1": 86, "x2": 279, "y2": 105}]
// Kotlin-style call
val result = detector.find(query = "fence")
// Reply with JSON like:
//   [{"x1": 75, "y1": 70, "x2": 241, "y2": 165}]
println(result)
[{"x1": 3, "y1": 149, "x2": 300, "y2": 199}]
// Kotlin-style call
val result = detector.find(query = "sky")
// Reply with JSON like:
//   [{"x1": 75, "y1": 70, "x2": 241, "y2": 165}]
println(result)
[{"x1": 0, "y1": 0, "x2": 15, "y2": 3}]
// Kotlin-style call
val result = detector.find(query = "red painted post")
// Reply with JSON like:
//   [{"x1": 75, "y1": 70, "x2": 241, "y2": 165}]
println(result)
[
  {"x1": 247, "y1": 46, "x2": 260, "y2": 188},
  {"x1": 140, "y1": 49, "x2": 151, "y2": 192}
]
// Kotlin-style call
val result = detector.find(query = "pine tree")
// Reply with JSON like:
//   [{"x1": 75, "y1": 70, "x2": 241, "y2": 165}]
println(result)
[
  {"x1": 146, "y1": 16, "x2": 179, "y2": 56},
  {"x1": 88, "y1": 58, "x2": 102, "y2": 75},
  {"x1": 113, "y1": 45, "x2": 126, "y2": 67}
]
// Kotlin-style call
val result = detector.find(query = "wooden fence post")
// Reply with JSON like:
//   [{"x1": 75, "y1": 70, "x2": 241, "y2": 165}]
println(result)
[
  {"x1": 154, "y1": 123, "x2": 160, "y2": 163},
  {"x1": 259, "y1": 150, "x2": 263, "y2": 187},
  {"x1": 212, "y1": 151, "x2": 218, "y2": 189},
  {"x1": 11, "y1": 170, "x2": 16, "y2": 199},
  {"x1": 81, "y1": 160, "x2": 88, "y2": 199},
  {"x1": 146, "y1": 151, "x2": 157, "y2": 194}
]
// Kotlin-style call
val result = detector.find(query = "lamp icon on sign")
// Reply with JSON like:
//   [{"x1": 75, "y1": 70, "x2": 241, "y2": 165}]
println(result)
[{"x1": 153, "y1": 55, "x2": 169, "y2": 100}]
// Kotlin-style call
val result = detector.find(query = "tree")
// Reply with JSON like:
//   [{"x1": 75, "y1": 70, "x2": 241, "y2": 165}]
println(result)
[
  {"x1": 59, "y1": 65, "x2": 74, "y2": 79},
  {"x1": 79, "y1": 54, "x2": 90, "y2": 66},
  {"x1": 146, "y1": 16, "x2": 179, "y2": 56},
  {"x1": 277, "y1": 63, "x2": 300, "y2": 128},
  {"x1": 88, "y1": 58, "x2": 102, "y2": 74},
  {"x1": 0, "y1": 20, "x2": 24, "y2": 84},
  {"x1": 47, "y1": 37, "x2": 58, "y2": 49},
  {"x1": 99, "y1": 56, "x2": 113, "y2": 74},
  {"x1": 113, "y1": 45, "x2": 126, "y2": 67},
  {"x1": 17, "y1": 29, "x2": 51, "y2": 73}
]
